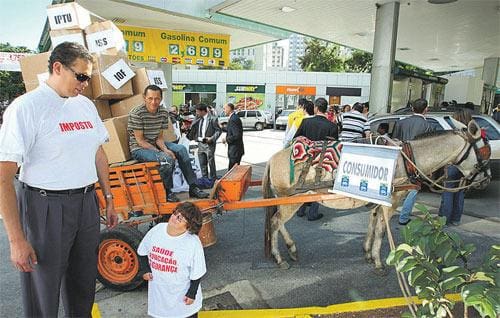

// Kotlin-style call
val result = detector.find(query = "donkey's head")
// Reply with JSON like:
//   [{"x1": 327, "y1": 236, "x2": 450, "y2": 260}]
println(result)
[{"x1": 454, "y1": 120, "x2": 491, "y2": 187}]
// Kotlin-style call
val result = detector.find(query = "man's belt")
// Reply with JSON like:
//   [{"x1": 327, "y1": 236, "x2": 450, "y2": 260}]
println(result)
[{"x1": 24, "y1": 184, "x2": 95, "y2": 196}]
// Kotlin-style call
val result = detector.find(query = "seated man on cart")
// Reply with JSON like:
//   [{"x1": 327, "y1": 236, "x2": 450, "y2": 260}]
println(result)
[{"x1": 128, "y1": 84, "x2": 209, "y2": 202}]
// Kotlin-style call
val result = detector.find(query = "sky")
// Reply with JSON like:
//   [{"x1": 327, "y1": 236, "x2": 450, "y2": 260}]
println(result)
[{"x1": 0, "y1": 0, "x2": 53, "y2": 50}]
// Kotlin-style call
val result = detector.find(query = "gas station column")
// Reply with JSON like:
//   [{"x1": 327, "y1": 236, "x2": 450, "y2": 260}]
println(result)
[
  {"x1": 160, "y1": 63, "x2": 173, "y2": 107},
  {"x1": 369, "y1": 1, "x2": 400, "y2": 115}
]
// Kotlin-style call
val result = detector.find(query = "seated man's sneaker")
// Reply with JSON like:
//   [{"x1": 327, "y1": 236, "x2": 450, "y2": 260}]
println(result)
[
  {"x1": 189, "y1": 185, "x2": 209, "y2": 199},
  {"x1": 167, "y1": 192, "x2": 180, "y2": 202}
]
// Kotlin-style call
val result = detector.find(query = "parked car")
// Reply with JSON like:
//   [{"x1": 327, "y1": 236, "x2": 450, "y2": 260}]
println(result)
[
  {"x1": 275, "y1": 109, "x2": 295, "y2": 130},
  {"x1": 218, "y1": 110, "x2": 269, "y2": 131},
  {"x1": 368, "y1": 113, "x2": 500, "y2": 182}
]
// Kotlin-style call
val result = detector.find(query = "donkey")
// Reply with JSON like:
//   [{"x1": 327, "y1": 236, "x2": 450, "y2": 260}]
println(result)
[{"x1": 262, "y1": 121, "x2": 489, "y2": 271}]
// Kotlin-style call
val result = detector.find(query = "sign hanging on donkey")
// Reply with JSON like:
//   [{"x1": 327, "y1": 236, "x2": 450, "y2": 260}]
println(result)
[{"x1": 330, "y1": 143, "x2": 401, "y2": 206}]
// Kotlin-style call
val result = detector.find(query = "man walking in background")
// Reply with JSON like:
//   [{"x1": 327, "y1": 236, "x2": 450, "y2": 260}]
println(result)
[
  {"x1": 392, "y1": 98, "x2": 434, "y2": 225},
  {"x1": 222, "y1": 103, "x2": 244, "y2": 170},
  {"x1": 188, "y1": 103, "x2": 222, "y2": 180}
]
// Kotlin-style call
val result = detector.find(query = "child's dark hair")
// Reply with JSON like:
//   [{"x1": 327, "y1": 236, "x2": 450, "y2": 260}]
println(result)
[{"x1": 176, "y1": 202, "x2": 203, "y2": 234}]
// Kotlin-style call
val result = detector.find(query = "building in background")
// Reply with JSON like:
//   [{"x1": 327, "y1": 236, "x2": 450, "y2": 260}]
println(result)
[{"x1": 288, "y1": 34, "x2": 306, "y2": 72}]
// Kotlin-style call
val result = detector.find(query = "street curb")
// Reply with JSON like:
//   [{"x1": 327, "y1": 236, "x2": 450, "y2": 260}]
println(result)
[{"x1": 199, "y1": 294, "x2": 461, "y2": 317}]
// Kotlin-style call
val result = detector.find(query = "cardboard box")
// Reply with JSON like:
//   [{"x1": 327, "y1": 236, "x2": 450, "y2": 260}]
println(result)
[
  {"x1": 102, "y1": 115, "x2": 130, "y2": 164},
  {"x1": 47, "y1": 2, "x2": 91, "y2": 30},
  {"x1": 85, "y1": 20, "x2": 125, "y2": 54},
  {"x1": 110, "y1": 94, "x2": 143, "y2": 117},
  {"x1": 20, "y1": 52, "x2": 51, "y2": 91},
  {"x1": 93, "y1": 100, "x2": 111, "y2": 120},
  {"x1": 91, "y1": 53, "x2": 133, "y2": 100},
  {"x1": 162, "y1": 116, "x2": 178, "y2": 143},
  {"x1": 132, "y1": 68, "x2": 149, "y2": 95},
  {"x1": 50, "y1": 29, "x2": 86, "y2": 49},
  {"x1": 19, "y1": 51, "x2": 92, "y2": 98}
]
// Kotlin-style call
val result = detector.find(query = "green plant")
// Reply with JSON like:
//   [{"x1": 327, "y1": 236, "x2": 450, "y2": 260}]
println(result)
[{"x1": 386, "y1": 204, "x2": 499, "y2": 318}]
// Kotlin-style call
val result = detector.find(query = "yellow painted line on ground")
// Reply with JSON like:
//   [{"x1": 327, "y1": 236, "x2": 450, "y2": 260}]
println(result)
[
  {"x1": 91, "y1": 303, "x2": 101, "y2": 318},
  {"x1": 199, "y1": 294, "x2": 461, "y2": 318}
]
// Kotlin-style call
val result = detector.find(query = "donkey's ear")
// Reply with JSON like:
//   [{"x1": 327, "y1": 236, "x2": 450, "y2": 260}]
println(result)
[{"x1": 467, "y1": 120, "x2": 481, "y2": 140}]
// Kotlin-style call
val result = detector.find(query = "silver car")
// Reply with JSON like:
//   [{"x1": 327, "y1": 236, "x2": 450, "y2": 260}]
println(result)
[
  {"x1": 219, "y1": 110, "x2": 268, "y2": 131},
  {"x1": 275, "y1": 109, "x2": 295, "y2": 130},
  {"x1": 369, "y1": 112, "x2": 500, "y2": 181}
]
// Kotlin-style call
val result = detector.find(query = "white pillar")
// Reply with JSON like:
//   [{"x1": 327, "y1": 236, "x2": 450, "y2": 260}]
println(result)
[
  {"x1": 369, "y1": 1, "x2": 400, "y2": 114},
  {"x1": 160, "y1": 63, "x2": 173, "y2": 107},
  {"x1": 481, "y1": 57, "x2": 499, "y2": 114}
]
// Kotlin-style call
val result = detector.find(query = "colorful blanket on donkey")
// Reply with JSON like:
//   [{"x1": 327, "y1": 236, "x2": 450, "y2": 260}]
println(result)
[{"x1": 289, "y1": 136, "x2": 343, "y2": 183}]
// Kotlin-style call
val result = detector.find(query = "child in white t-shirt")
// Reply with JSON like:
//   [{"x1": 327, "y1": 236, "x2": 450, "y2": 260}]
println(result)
[{"x1": 138, "y1": 202, "x2": 206, "y2": 318}]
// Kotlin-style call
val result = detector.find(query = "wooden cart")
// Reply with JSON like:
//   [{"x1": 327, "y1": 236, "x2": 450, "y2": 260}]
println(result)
[{"x1": 95, "y1": 162, "x2": 344, "y2": 290}]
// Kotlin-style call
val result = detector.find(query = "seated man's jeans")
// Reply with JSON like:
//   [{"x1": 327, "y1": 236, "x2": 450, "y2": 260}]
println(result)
[
  {"x1": 399, "y1": 189, "x2": 417, "y2": 223},
  {"x1": 131, "y1": 148, "x2": 174, "y2": 192},
  {"x1": 131, "y1": 142, "x2": 197, "y2": 192},
  {"x1": 439, "y1": 165, "x2": 465, "y2": 224},
  {"x1": 164, "y1": 141, "x2": 197, "y2": 186}
]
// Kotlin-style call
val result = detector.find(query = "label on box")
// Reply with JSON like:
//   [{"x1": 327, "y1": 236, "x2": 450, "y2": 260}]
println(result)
[
  {"x1": 86, "y1": 30, "x2": 116, "y2": 53},
  {"x1": 51, "y1": 33, "x2": 86, "y2": 48},
  {"x1": 146, "y1": 70, "x2": 167, "y2": 89},
  {"x1": 47, "y1": 5, "x2": 79, "y2": 30},
  {"x1": 37, "y1": 72, "x2": 49, "y2": 84},
  {"x1": 101, "y1": 59, "x2": 135, "y2": 89}
]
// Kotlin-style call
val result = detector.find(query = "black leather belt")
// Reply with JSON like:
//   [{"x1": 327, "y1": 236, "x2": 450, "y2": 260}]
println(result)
[{"x1": 24, "y1": 184, "x2": 95, "y2": 196}]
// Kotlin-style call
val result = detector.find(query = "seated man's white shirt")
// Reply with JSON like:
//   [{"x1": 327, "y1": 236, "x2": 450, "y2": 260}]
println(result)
[{"x1": 0, "y1": 82, "x2": 109, "y2": 189}]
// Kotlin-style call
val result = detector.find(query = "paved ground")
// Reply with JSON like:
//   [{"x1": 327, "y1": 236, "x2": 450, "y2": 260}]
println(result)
[{"x1": 1, "y1": 129, "x2": 498, "y2": 317}]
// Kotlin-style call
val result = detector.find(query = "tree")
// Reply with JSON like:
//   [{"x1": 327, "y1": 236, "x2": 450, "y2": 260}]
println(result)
[
  {"x1": 344, "y1": 50, "x2": 372, "y2": 72},
  {"x1": 0, "y1": 43, "x2": 32, "y2": 104},
  {"x1": 228, "y1": 57, "x2": 254, "y2": 70},
  {"x1": 299, "y1": 39, "x2": 345, "y2": 72}
]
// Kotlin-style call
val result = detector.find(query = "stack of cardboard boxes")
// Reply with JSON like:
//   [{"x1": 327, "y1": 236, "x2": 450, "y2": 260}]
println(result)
[{"x1": 19, "y1": 2, "x2": 176, "y2": 165}]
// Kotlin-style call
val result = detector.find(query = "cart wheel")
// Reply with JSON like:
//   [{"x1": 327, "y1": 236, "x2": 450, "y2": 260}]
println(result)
[{"x1": 97, "y1": 225, "x2": 148, "y2": 291}]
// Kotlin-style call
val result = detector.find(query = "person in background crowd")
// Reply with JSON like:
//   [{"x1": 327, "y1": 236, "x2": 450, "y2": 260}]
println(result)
[
  {"x1": 362, "y1": 102, "x2": 369, "y2": 117},
  {"x1": 492, "y1": 104, "x2": 500, "y2": 123},
  {"x1": 222, "y1": 103, "x2": 244, "y2": 170},
  {"x1": 139, "y1": 202, "x2": 206, "y2": 318},
  {"x1": 377, "y1": 122, "x2": 390, "y2": 137},
  {"x1": 439, "y1": 101, "x2": 450, "y2": 111},
  {"x1": 339, "y1": 102, "x2": 370, "y2": 141},
  {"x1": 188, "y1": 103, "x2": 222, "y2": 180},
  {"x1": 342, "y1": 104, "x2": 351, "y2": 113},
  {"x1": 294, "y1": 97, "x2": 338, "y2": 221},
  {"x1": 0, "y1": 42, "x2": 118, "y2": 317},
  {"x1": 327, "y1": 105, "x2": 336, "y2": 123},
  {"x1": 392, "y1": 98, "x2": 434, "y2": 225},
  {"x1": 207, "y1": 105, "x2": 217, "y2": 117},
  {"x1": 283, "y1": 98, "x2": 307, "y2": 148},
  {"x1": 304, "y1": 100, "x2": 315, "y2": 117},
  {"x1": 438, "y1": 109, "x2": 475, "y2": 226},
  {"x1": 464, "y1": 102, "x2": 475, "y2": 111},
  {"x1": 128, "y1": 85, "x2": 209, "y2": 202}
]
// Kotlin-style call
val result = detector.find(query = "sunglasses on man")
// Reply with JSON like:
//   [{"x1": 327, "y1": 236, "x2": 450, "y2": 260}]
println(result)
[{"x1": 65, "y1": 65, "x2": 91, "y2": 83}]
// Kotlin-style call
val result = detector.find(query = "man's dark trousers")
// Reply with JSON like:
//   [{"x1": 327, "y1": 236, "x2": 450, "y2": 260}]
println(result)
[
  {"x1": 198, "y1": 143, "x2": 217, "y2": 179},
  {"x1": 19, "y1": 185, "x2": 100, "y2": 317}
]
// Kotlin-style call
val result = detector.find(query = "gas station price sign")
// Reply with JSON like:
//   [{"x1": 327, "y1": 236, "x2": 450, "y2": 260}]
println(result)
[{"x1": 118, "y1": 25, "x2": 230, "y2": 67}]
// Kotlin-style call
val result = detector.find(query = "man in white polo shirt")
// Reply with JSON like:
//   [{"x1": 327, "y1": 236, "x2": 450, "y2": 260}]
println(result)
[{"x1": 0, "y1": 42, "x2": 118, "y2": 317}]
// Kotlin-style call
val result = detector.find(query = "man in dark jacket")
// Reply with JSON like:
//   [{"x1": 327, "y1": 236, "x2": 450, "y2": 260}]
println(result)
[
  {"x1": 294, "y1": 97, "x2": 338, "y2": 221},
  {"x1": 392, "y1": 98, "x2": 433, "y2": 225},
  {"x1": 188, "y1": 103, "x2": 222, "y2": 180},
  {"x1": 222, "y1": 103, "x2": 244, "y2": 170},
  {"x1": 294, "y1": 98, "x2": 339, "y2": 141}
]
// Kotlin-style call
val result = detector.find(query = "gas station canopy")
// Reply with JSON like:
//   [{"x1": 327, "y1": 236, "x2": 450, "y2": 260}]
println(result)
[{"x1": 48, "y1": 0, "x2": 499, "y2": 73}]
